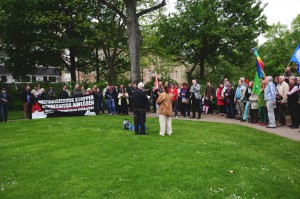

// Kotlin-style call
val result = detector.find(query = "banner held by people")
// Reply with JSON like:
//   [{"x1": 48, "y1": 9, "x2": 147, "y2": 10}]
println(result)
[{"x1": 32, "y1": 95, "x2": 96, "y2": 119}]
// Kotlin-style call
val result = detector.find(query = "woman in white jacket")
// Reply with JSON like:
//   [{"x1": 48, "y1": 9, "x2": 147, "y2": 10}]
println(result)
[{"x1": 249, "y1": 92, "x2": 259, "y2": 123}]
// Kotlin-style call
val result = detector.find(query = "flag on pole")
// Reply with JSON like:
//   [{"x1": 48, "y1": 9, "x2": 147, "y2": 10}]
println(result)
[
  {"x1": 252, "y1": 48, "x2": 265, "y2": 78},
  {"x1": 253, "y1": 72, "x2": 261, "y2": 95},
  {"x1": 154, "y1": 71, "x2": 158, "y2": 90},
  {"x1": 290, "y1": 43, "x2": 300, "y2": 75}
]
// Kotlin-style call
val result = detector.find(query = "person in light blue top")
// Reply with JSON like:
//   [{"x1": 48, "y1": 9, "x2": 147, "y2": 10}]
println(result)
[
  {"x1": 234, "y1": 80, "x2": 246, "y2": 120},
  {"x1": 264, "y1": 76, "x2": 277, "y2": 128}
]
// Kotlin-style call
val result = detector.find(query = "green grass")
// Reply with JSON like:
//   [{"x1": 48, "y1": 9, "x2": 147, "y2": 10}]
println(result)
[
  {"x1": 1, "y1": 115, "x2": 300, "y2": 199},
  {"x1": 8, "y1": 111, "x2": 23, "y2": 120}
]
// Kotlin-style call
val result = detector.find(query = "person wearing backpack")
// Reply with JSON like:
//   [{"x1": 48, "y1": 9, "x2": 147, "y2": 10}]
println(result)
[{"x1": 264, "y1": 76, "x2": 278, "y2": 128}]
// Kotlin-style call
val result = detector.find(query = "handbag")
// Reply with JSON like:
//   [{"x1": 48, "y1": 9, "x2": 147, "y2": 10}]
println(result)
[
  {"x1": 182, "y1": 97, "x2": 189, "y2": 104},
  {"x1": 276, "y1": 94, "x2": 283, "y2": 101}
]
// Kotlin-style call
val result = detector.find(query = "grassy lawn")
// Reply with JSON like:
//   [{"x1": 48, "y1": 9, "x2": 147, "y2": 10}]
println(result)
[
  {"x1": 8, "y1": 111, "x2": 24, "y2": 120},
  {"x1": 1, "y1": 115, "x2": 300, "y2": 199}
]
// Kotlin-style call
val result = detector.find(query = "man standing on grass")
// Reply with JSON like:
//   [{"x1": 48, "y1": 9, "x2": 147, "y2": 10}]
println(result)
[
  {"x1": 132, "y1": 82, "x2": 148, "y2": 135},
  {"x1": 20, "y1": 85, "x2": 34, "y2": 119},
  {"x1": 0, "y1": 87, "x2": 10, "y2": 122}
]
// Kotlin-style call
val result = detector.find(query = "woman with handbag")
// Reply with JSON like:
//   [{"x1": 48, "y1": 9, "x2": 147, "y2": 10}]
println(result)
[
  {"x1": 157, "y1": 86, "x2": 173, "y2": 136},
  {"x1": 179, "y1": 82, "x2": 190, "y2": 118}
]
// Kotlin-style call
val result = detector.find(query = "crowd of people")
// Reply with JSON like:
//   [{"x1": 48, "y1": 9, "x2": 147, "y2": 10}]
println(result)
[{"x1": 1, "y1": 67, "x2": 300, "y2": 135}]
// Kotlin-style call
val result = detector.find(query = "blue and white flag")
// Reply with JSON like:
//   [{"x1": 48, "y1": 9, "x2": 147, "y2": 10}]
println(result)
[{"x1": 290, "y1": 43, "x2": 300, "y2": 75}]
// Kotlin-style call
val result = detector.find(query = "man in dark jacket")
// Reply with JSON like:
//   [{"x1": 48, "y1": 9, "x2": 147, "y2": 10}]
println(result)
[
  {"x1": 132, "y1": 82, "x2": 149, "y2": 135},
  {"x1": 0, "y1": 87, "x2": 10, "y2": 122},
  {"x1": 20, "y1": 85, "x2": 34, "y2": 119}
]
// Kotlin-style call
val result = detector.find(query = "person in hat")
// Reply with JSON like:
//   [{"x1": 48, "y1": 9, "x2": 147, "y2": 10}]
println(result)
[{"x1": 0, "y1": 87, "x2": 10, "y2": 122}]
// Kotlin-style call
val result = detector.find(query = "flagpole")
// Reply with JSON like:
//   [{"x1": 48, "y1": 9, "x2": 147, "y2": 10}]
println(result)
[{"x1": 282, "y1": 61, "x2": 291, "y2": 76}]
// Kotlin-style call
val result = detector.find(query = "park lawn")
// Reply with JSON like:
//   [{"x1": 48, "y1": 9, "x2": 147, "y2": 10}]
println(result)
[
  {"x1": 8, "y1": 111, "x2": 24, "y2": 120},
  {"x1": 0, "y1": 115, "x2": 300, "y2": 199}
]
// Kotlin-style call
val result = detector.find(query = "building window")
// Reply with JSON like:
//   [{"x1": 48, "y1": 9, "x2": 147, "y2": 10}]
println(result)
[
  {"x1": 43, "y1": 76, "x2": 48, "y2": 82},
  {"x1": 23, "y1": 76, "x2": 31, "y2": 82},
  {"x1": 1, "y1": 76, "x2": 7, "y2": 82},
  {"x1": 32, "y1": 76, "x2": 36, "y2": 82},
  {"x1": 49, "y1": 77, "x2": 57, "y2": 82}
]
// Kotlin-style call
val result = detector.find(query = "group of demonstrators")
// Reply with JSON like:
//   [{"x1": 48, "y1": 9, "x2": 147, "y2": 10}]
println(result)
[{"x1": 0, "y1": 68, "x2": 300, "y2": 136}]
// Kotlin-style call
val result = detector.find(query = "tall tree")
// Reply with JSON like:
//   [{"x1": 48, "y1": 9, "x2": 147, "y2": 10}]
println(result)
[
  {"x1": 88, "y1": 1, "x2": 130, "y2": 83},
  {"x1": 157, "y1": 0, "x2": 268, "y2": 80},
  {"x1": 0, "y1": 0, "x2": 96, "y2": 82},
  {"x1": 97, "y1": 0, "x2": 166, "y2": 83}
]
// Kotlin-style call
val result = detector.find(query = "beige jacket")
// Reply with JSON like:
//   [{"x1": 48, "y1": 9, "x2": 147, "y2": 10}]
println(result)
[
  {"x1": 156, "y1": 92, "x2": 173, "y2": 116},
  {"x1": 277, "y1": 81, "x2": 289, "y2": 103}
]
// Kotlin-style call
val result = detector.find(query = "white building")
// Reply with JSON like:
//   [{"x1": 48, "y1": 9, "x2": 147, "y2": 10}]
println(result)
[{"x1": 0, "y1": 52, "x2": 61, "y2": 83}]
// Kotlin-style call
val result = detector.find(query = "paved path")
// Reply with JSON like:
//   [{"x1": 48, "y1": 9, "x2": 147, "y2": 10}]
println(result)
[{"x1": 147, "y1": 113, "x2": 300, "y2": 141}]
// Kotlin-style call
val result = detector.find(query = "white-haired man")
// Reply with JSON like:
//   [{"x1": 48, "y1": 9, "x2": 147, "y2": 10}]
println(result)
[
  {"x1": 132, "y1": 82, "x2": 149, "y2": 135},
  {"x1": 264, "y1": 76, "x2": 277, "y2": 128},
  {"x1": 276, "y1": 76, "x2": 289, "y2": 126}
]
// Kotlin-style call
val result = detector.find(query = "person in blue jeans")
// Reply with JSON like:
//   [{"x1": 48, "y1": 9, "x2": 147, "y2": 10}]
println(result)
[{"x1": 105, "y1": 86, "x2": 117, "y2": 115}]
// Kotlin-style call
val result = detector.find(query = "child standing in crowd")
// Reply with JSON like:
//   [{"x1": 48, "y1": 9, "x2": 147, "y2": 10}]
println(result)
[{"x1": 202, "y1": 96, "x2": 210, "y2": 114}]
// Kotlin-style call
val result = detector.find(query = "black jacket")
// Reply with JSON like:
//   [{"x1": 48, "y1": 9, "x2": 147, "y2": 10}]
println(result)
[
  {"x1": 132, "y1": 88, "x2": 148, "y2": 110},
  {"x1": 60, "y1": 90, "x2": 69, "y2": 98},
  {"x1": 0, "y1": 93, "x2": 10, "y2": 105},
  {"x1": 20, "y1": 90, "x2": 34, "y2": 103}
]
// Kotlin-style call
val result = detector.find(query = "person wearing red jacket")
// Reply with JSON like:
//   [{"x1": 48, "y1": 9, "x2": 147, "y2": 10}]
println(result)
[{"x1": 169, "y1": 84, "x2": 179, "y2": 118}]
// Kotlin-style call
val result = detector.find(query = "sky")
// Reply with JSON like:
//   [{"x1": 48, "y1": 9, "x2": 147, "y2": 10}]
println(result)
[{"x1": 165, "y1": 0, "x2": 300, "y2": 44}]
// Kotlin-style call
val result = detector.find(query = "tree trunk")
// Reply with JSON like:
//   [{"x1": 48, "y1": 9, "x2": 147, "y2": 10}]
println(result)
[
  {"x1": 69, "y1": 48, "x2": 77, "y2": 82},
  {"x1": 126, "y1": 0, "x2": 141, "y2": 83},
  {"x1": 95, "y1": 48, "x2": 99, "y2": 82},
  {"x1": 199, "y1": 58, "x2": 205, "y2": 80},
  {"x1": 108, "y1": 58, "x2": 115, "y2": 84}
]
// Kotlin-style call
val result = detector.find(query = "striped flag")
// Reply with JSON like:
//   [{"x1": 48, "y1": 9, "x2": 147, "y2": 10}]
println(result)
[{"x1": 252, "y1": 48, "x2": 265, "y2": 78}]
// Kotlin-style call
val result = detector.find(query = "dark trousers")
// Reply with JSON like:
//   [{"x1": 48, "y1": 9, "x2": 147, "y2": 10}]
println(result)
[
  {"x1": 134, "y1": 110, "x2": 146, "y2": 134},
  {"x1": 276, "y1": 102, "x2": 287, "y2": 125},
  {"x1": 250, "y1": 109, "x2": 258, "y2": 123},
  {"x1": 152, "y1": 97, "x2": 157, "y2": 113},
  {"x1": 288, "y1": 99, "x2": 299, "y2": 127},
  {"x1": 191, "y1": 97, "x2": 201, "y2": 118},
  {"x1": 180, "y1": 103, "x2": 190, "y2": 117},
  {"x1": 120, "y1": 99, "x2": 128, "y2": 115},
  {"x1": 0, "y1": 105, "x2": 8, "y2": 122},
  {"x1": 172, "y1": 101, "x2": 178, "y2": 117},
  {"x1": 226, "y1": 104, "x2": 235, "y2": 118}
]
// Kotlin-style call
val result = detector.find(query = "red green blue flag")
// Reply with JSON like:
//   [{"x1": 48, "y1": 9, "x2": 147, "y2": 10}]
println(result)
[{"x1": 252, "y1": 48, "x2": 265, "y2": 78}]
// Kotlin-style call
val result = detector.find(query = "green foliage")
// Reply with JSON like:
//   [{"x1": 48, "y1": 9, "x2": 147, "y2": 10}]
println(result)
[
  {"x1": 258, "y1": 15, "x2": 300, "y2": 77},
  {"x1": 157, "y1": 0, "x2": 268, "y2": 80},
  {"x1": 0, "y1": 116, "x2": 300, "y2": 198}
]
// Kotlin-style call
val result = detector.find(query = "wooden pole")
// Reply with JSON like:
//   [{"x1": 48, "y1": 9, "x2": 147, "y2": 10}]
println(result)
[{"x1": 282, "y1": 61, "x2": 291, "y2": 76}]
